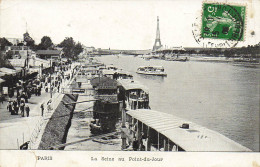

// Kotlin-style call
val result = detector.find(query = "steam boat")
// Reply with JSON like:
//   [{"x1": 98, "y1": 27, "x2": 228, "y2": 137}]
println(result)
[{"x1": 136, "y1": 66, "x2": 167, "y2": 76}]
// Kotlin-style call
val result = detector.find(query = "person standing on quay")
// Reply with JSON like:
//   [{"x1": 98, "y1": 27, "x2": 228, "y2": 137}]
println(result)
[
  {"x1": 25, "y1": 105, "x2": 30, "y2": 117},
  {"x1": 14, "y1": 104, "x2": 19, "y2": 115},
  {"x1": 40, "y1": 103, "x2": 44, "y2": 116},
  {"x1": 38, "y1": 85, "x2": 41, "y2": 96},
  {"x1": 17, "y1": 95, "x2": 21, "y2": 106},
  {"x1": 7, "y1": 101, "x2": 12, "y2": 113},
  {"x1": 20, "y1": 101, "x2": 25, "y2": 117},
  {"x1": 13, "y1": 99, "x2": 17, "y2": 108}
]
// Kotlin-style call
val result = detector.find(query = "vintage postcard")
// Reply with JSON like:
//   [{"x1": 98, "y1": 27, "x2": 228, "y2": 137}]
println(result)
[{"x1": 0, "y1": 0, "x2": 259, "y2": 166}]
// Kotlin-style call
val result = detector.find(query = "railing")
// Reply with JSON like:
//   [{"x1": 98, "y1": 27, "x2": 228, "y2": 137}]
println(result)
[
  {"x1": 29, "y1": 116, "x2": 45, "y2": 149},
  {"x1": 61, "y1": 88, "x2": 94, "y2": 95},
  {"x1": 94, "y1": 94, "x2": 118, "y2": 103}
]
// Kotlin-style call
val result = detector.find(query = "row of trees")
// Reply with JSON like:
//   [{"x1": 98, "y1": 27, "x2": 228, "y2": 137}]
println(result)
[
  {"x1": 0, "y1": 36, "x2": 53, "y2": 50},
  {"x1": 156, "y1": 43, "x2": 260, "y2": 58},
  {"x1": 223, "y1": 43, "x2": 260, "y2": 58},
  {"x1": 0, "y1": 35, "x2": 83, "y2": 60}
]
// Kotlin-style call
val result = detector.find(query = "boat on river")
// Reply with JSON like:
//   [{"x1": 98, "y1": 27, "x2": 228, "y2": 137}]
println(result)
[
  {"x1": 106, "y1": 64, "x2": 118, "y2": 70},
  {"x1": 136, "y1": 66, "x2": 167, "y2": 76},
  {"x1": 165, "y1": 53, "x2": 188, "y2": 62}
]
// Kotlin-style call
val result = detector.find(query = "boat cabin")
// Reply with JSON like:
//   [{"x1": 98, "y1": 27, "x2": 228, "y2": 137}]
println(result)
[
  {"x1": 118, "y1": 79, "x2": 149, "y2": 110},
  {"x1": 90, "y1": 77, "x2": 119, "y2": 103}
]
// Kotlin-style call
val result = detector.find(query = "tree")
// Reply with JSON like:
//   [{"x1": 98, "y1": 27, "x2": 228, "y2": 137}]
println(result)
[
  {"x1": 0, "y1": 52, "x2": 14, "y2": 69},
  {"x1": 74, "y1": 42, "x2": 83, "y2": 58},
  {"x1": 37, "y1": 36, "x2": 53, "y2": 50},
  {"x1": 59, "y1": 37, "x2": 75, "y2": 59},
  {"x1": 23, "y1": 32, "x2": 35, "y2": 49},
  {"x1": 26, "y1": 40, "x2": 36, "y2": 50},
  {"x1": 59, "y1": 37, "x2": 83, "y2": 61},
  {"x1": 0, "y1": 38, "x2": 12, "y2": 50}
]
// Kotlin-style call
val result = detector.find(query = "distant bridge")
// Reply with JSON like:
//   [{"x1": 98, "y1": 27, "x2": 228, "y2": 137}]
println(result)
[{"x1": 91, "y1": 49, "x2": 151, "y2": 55}]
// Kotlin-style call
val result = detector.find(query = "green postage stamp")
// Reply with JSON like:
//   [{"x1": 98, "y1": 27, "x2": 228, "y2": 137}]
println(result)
[{"x1": 201, "y1": 3, "x2": 246, "y2": 41}]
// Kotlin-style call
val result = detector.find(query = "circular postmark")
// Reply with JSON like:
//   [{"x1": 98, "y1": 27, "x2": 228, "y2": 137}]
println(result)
[{"x1": 192, "y1": 3, "x2": 246, "y2": 48}]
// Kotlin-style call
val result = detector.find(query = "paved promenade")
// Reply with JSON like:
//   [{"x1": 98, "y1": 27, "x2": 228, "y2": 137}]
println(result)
[
  {"x1": 0, "y1": 91, "x2": 53, "y2": 149},
  {"x1": 0, "y1": 71, "x2": 74, "y2": 149}
]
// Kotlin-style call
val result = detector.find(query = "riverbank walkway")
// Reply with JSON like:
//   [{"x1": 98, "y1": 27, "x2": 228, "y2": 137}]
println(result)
[{"x1": 0, "y1": 70, "x2": 75, "y2": 149}]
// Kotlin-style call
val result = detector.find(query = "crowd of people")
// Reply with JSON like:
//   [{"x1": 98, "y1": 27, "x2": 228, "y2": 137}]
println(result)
[
  {"x1": 6, "y1": 78, "x2": 43, "y2": 116},
  {"x1": 3, "y1": 64, "x2": 73, "y2": 118},
  {"x1": 7, "y1": 99, "x2": 30, "y2": 117},
  {"x1": 43, "y1": 71, "x2": 71, "y2": 94}
]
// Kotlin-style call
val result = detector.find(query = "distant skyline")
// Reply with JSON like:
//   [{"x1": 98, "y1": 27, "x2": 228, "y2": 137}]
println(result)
[{"x1": 0, "y1": 0, "x2": 259, "y2": 50}]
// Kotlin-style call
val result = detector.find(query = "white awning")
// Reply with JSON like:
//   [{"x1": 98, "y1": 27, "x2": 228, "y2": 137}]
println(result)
[
  {"x1": 126, "y1": 109, "x2": 251, "y2": 152},
  {"x1": 0, "y1": 78, "x2": 5, "y2": 83},
  {"x1": 0, "y1": 68, "x2": 17, "y2": 75}
]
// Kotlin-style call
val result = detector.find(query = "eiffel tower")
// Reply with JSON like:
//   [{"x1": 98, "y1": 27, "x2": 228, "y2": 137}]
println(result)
[{"x1": 153, "y1": 16, "x2": 162, "y2": 51}]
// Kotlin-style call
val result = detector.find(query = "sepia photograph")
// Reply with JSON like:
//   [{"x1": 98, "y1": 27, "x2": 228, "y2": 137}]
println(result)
[{"x1": 0, "y1": 0, "x2": 259, "y2": 166}]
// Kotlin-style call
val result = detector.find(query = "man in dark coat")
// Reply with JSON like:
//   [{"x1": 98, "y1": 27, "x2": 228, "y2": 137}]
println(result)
[
  {"x1": 13, "y1": 100, "x2": 17, "y2": 108},
  {"x1": 7, "y1": 101, "x2": 12, "y2": 113},
  {"x1": 38, "y1": 86, "x2": 41, "y2": 96},
  {"x1": 25, "y1": 105, "x2": 30, "y2": 117},
  {"x1": 20, "y1": 102, "x2": 25, "y2": 117},
  {"x1": 14, "y1": 105, "x2": 19, "y2": 115},
  {"x1": 40, "y1": 103, "x2": 44, "y2": 116},
  {"x1": 17, "y1": 96, "x2": 21, "y2": 106}
]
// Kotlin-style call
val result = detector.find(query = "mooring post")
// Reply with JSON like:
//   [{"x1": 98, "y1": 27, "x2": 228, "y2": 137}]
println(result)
[
  {"x1": 157, "y1": 132, "x2": 160, "y2": 150},
  {"x1": 121, "y1": 101, "x2": 127, "y2": 149},
  {"x1": 168, "y1": 138, "x2": 170, "y2": 151},
  {"x1": 163, "y1": 138, "x2": 167, "y2": 151},
  {"x1": 129, "y1": 117, "x2": 133, "y2": 135},
  {"x1": 146, "y1": 127, "x2": 151, "y2": 151}
]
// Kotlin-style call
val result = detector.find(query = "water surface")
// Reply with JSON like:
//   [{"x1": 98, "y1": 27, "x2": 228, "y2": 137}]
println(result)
[{"x1": 97, "y1": 55, "x2": 259, "y2": 151}]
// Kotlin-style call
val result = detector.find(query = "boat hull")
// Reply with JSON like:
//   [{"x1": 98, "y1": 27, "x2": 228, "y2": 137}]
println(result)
[
  {"x1": 136, "y1": 71, "x2": 167, "y2": 76},
  {"x1": 165, "y1": 58, "x2": 188, "y2": 62}
]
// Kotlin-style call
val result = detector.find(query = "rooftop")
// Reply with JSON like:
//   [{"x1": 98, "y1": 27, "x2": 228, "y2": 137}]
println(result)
[
  {"x1": 118, "y1": 79, "x2": 148, "y2": 92},
  {"x1": 36, "y1": 50, "x2": 61, "y2": 55},
  {"x1": 126, "y1": 109, "x2": 251, "y2": 152}
]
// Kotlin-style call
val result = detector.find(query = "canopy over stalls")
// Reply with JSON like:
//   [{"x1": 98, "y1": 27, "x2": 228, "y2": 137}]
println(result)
[
  {"x1": 29, "y1": 57, "x2": 50, "y2": 68},
  {"x1": 9, "y1": 59, "x2": 26, "y2": 68}
]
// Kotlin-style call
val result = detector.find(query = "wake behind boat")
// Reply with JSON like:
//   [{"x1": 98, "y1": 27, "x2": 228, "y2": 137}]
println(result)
[{"x1": 136, "y1": 66, "x2": 167, "y2": 76}]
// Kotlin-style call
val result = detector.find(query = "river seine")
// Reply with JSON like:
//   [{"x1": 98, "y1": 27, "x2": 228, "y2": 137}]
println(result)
[{"x1": 97, "y1": 55, "x2": 259, "y2": 151}]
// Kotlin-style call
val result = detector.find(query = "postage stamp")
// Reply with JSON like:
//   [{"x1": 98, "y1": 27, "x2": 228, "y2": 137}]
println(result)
[{"x1": 201, "y1": 3, "x2": 246, "y2": 41}]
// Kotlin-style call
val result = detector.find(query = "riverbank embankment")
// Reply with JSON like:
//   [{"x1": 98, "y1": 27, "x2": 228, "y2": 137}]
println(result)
[{"x1": 38, "y1": 94, "x2": 78, "y2": 150}]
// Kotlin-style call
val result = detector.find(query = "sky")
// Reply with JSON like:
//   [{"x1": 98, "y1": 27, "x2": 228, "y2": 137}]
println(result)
[{"x1": 0, "y1": 0, "x2": 259, "y2": 50}]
